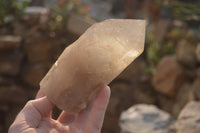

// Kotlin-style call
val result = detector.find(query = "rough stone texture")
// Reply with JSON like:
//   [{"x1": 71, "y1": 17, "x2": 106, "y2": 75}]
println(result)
[
  {"x1": 0, "y1": 35, "x2": 22, "y2": 52},
  {"x1": 0, "y1": 85, "x2": 27, "y2": 104},
  {"x1": 5, "y1": 104, "x2": 24, "y2": 129},
  {"x1": 103, "y1": 82, "x2": 132, "y2": 133},
  {"x1": 119, "y1": 104, "x2": 175, "y2": 133},
  {"x1": 0, "y1": 52, "x2": 23, "y2": 76},
  {"x1": 154, "y1": 19, "x2": 171, "y2": 43},
  {"x1": 176, "y1": 40, "x2": 197, "y2": 68},
  {"x1": 118, "y1": 58, "x2": 149, "y2": 83},
  {"x1": 23, "y1": 6, "x2": 50, "y2": 27},
  {"x1": 192, "y1": 69, "x2": 200, "y2": 100},
  {"x1": 102, "y1": 59, "x2": 155, "y2": 133},
  {"x1": 23, "y1": 37, "x2": 55, "y2": 64},
  {"x1": 196, "y1": 44, "x2": 200, "y2": 62},
  {"x1": 21, "y1": 63, "x2": 49, "y2": 87},
  {"x1": 0, "y1": 77, "x2": 15, "y2": 86},
  {"x1": 176, "y1": 101, "x2": 200, "y2": 133},
  {"x1": 156, "y1": 93, "x2": 175, "y2": 114},
  {"x1": 153, "y1": 56, "x2": 188, "y2": 97},
  {"x1": 67, "y1": 14, "x2": 96, "y2": 35},
  {"x1": 172, "y1": 83, "x2": 194, "y2": 117},
  {"x1": 40, "y1": 19, "x2": 146, "y2": 113}
]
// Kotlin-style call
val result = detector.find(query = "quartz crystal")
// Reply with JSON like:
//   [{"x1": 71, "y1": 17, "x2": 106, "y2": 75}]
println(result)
[{"x1": 40, "y1": 19, "x2": 146, "y2": 113}]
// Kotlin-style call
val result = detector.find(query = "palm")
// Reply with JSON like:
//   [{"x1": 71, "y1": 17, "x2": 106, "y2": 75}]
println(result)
[{"x1": 9, "y1": 86, "x2": 110, "y2": 133}]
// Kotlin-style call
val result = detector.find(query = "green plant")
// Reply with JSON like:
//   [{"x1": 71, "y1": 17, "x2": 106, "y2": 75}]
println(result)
[
  {"x1": 147, "y1": 34, "x2": 175, "y2": 66},
  {"x1": 145, "y1": 25, "x2": 176, "y2": 74},
  {"x1": 170, "y1": 1, "x2": 200, "y2": 26},
  {"x1": 0, "y1": 0, "x2": 29, "y2": 26},
  {"x1": 49, "y1": 0, "x2": 90, "y2": 31}
]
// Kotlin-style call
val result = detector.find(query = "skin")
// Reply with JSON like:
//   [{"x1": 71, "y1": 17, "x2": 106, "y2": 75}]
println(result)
[{"x1": 9, "y1": 86, "x2": 111, "y2": 133}]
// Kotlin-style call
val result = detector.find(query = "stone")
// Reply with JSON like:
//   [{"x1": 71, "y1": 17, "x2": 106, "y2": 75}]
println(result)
[
  {"x1": 0, "y1": 52, "x2": 23, "y2": 76},
  {"x1": 21, "y1": 63, "x2": 49, "y2": 87},
  {"x1": 132, "y1": 85, "x2": 156, "y2": 104},
  {"x1": 117, "y1": 59, "x2": 155, "y2": 104},
  {"x1": 13, "y1": 20, "x2": 28, "y2": 37},
  {"x1": 176, "y1": 101, "x2": 200, "y2": 133},
  {"x1": 172, "y1": 83, "x2": 194, "y2": 117},
  {"x1": 0, "y1": 77, "x2": 4, "y2": 84},
  {"x1": 102, "y1": 59, "x2": 154, "y2": 133},
  {"x1": 176, "y1": 40, "x2": 197, "y2": 68},
  {"x1": 0, "y1": 76, "x2": 15, "y2": 86},
  {"x1": 23, "y1": 6, "x2": 50, "y2": 27},
  {"x1": 153, "y1": 56, "x2": 187, "y2": 97},
  {"x1": 119, "y1": 104, "x2": 175, "y2": 133},
  {"x1": 5, "y1": 104, "x2": 24, "y2": 130},
  {"x1": 0, "y1": 35, "x2": 22, "y2": 52},
  {"x1": 67, "y1": 14, "x2": 96, "y2": 35},
  {"x1": 156, "y1": 93, "x2": 175, "y2": 114},
  {"x1": 40, "y1": 19, "x2": 146, "y2": 113},
  {"x1": 195, "y1": 44, "x2": 200, "y2": 63},
  {"x1": 103, "y1": 82, "x2": 132, "y2": 133},
  {"x1": 192, "y1": 75, "x2": 200, "y2": 100},
  {"x1": 23, "y1": 37, "x2": 55, "y2": 64},
  {"x1": 117, "y1": 59, "x2": 148, "y2": 83},
  {"x1": 0, "y1": 85, "x2": 27, "y2": 104},
  {"x1": 154, "y1": 19, "x2": 171, "y2": 43},
  {"x1": 82, "y1": 0, "x2": 125, "y2": 21}
]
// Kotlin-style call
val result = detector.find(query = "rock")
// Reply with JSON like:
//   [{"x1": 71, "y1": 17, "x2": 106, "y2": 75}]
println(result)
[
  {"x1": 153, "y1": 56, "x2": 188, "y2": 96},
  {"x1": 13, "y1": 20, "x2": 29, "y2": 37},
  {"x1": 0, "y1": 106, "x2": 6, "y2": 133},
  {"x1": 5, "y1": 104, "x2": 24, "y2": 130},
  {"x1": 21, "y1": 63, "x2": 49, "y2": 87},
  {"x1": 176, "y1": 101, "x2": 200, "y2": 133},
  {"x1": 23, "y1": 6, "x2": 50, "y2": 27},
  {"x1": 0, "y1": 85, "x2": 27, "y2": 104},
  {"x1": 0, "y1": 77, "x2": 4, "y2": 84},
  {"x1": 103, "y1": 82, "x2": 132, "y2": 133},
  {"x1": 117, "y1": 59, "x2": 148, "y2": 83},
  {"x1": 132, "y1": 85, "x2": 156, "y2": 104},
  {"x1": 172, "y1": 83, "x2": 194, "y2": 117},
  {"x1": 103, "y1": 59, "x2": 155, "y2": 133},
  {"x1": 0, "y1": 52, "x2": 23, "y2": 76},
  {"x1": 23, "y1": 37, "x2": 55, "y2": 64},
  {"x1": 40, "y1": 19, "x2": 146, "y2": 113},
  {"x1": 67, "y1": 14, "x2": 96, "y2": 35},
  {"x1": 195, "y1": 44, "x2": 200, "y2": 63},
  {"x1": 192, "y1": 74, "x2": 200, "y2": 100},
  {"x1": 82, "y1": 0, "x2": 125, "y2": 21},
  {"x1": 0, "y1": 76, "x2": 15, "y2": 86},
  {"x1": 117, "y1": 59, "x2": 156, "y2": 104},
  {"x1": 176, "y1": 40, "x2": 197, "y2": 68},
  {"x1": 0, "y1": 35, "x2": 22, "y2": 52},
  {"x1": 156, "y1": 93, "x2": 175, "y2": 114},
  {"x1": 154, "y1": 19, "x2": 171, "y2": 43},
  {"x1": 119, "y1": 104, "x2": 175, "y2": 133}
]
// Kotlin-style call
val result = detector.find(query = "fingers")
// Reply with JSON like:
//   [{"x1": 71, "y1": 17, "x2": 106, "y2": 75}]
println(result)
[
  {"x1": 72, "y1": 96, "x2": 95, "y2": 129},
  {"x1": 57, "y1": 111, "x2": 76, "y2": 124},
  {"x1": 35, "y1": 89, "x2": 45, "y2": 99},
  {"x1": 58, "y1": 92, "x2": 95, "y2": 126},
  {"x1": 84, "y1": 86, "x2": 111, "y2": 133},
  {"x1": 30, "y1": 96, "x2": 54, "y2": 117},
  {"x1": 13, "y1": 96, "x2": 54, "y2": 128}
]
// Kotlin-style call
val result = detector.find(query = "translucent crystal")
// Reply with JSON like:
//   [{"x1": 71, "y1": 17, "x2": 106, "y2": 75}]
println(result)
[{"x1": 40, "y1": 19, "x2": 146, "y2": 113}]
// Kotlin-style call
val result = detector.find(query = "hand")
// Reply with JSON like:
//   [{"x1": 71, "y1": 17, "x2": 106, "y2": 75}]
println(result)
[{"x1": 9, "y1": 86, "x2": 110, "y2": 133}]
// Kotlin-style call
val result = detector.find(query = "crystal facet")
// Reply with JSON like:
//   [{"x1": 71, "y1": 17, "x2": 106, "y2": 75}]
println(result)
[{"x1": 40, "y1": 19, "x2": 146, "y2": 113}]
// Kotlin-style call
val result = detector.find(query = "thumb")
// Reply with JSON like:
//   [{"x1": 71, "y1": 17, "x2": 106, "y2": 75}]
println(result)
[{"x1": 12, "y1": 96, "x2": 54, "y2": 128}]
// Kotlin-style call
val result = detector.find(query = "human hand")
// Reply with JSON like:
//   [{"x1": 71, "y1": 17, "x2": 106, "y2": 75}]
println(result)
[{"x1": 9, "y1": 86, "x2": 110, "y2": 133}]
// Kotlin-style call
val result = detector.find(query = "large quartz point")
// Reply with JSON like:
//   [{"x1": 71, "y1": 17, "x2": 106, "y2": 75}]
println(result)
[{"x1": 40, "y1": 19, "x2": 146, "y2": 113}]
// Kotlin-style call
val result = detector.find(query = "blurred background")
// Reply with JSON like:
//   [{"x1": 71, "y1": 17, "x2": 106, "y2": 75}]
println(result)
[{"x1": 0, "y1": 0, "x2": 200, "y2": 133}]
